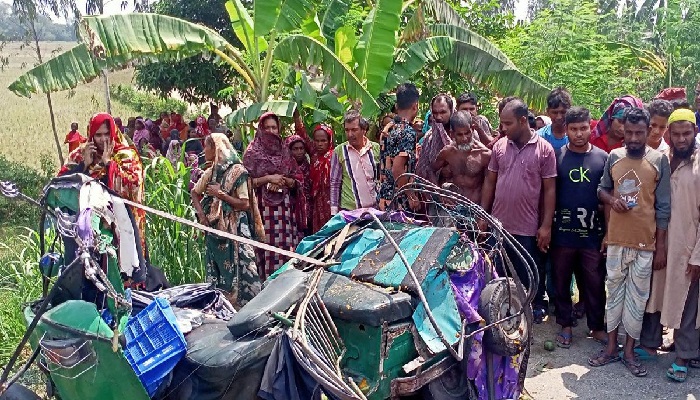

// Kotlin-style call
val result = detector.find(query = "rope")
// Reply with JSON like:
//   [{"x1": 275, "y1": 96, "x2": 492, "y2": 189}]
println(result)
[{"x1": 119, "y1": 198, "x2": 328, "y2": 267}]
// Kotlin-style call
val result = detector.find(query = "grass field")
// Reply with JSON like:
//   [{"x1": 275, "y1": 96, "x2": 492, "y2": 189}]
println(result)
[{"x1": 0, "y1": 41, "x2": 139, "y2": 170}]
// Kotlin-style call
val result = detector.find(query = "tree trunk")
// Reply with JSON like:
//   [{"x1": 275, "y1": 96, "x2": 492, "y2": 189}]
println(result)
[
  {"x1": 31, "y1": 19, "x2": 64, "y2": 164},
  {"x1": 102, "y1": 70, "x2": 112, "y2": 114},
  {"x1": 46, "y1": 92, "x2": 64, "y2": 165}
]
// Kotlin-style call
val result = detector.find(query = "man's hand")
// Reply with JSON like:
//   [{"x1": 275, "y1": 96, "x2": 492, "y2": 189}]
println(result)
[
  {"x1": 652, "y1": 246, "x2": 667, "y2": 270},
  {"x1": 687, "y1": 263, "x2": 700, "y2": 282},
  {"x1": 536, "y1": 225, "x2": 551, "y2": 253},
  {"x1": 610, "y1": 198, "x2": 630, "y2": 213},
  {"x1": 101, "y1": 139, "x2": 115, "y2": 164},
  {"x1": 206, "y1": 183, "x2": 222, "y2": 197}
]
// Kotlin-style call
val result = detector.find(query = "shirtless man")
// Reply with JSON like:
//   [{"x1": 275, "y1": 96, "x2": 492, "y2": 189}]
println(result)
[{"x1": 432, "y1": 111, "x2": 491, "y2": 204}]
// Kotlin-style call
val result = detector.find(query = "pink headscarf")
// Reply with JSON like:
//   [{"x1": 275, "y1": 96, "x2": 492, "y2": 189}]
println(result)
[{"x1": 243, "y1": 112, "x2": 304, "y2": 207}]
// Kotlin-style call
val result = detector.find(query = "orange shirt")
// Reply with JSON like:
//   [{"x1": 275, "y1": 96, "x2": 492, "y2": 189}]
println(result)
[{"x1": 65, "y1": 130, "x2": 86, "y2": 153}]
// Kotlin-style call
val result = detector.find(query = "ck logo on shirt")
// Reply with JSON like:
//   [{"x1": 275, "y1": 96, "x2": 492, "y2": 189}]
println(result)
[{"x1": 568, "y1": 167, "x2": 590, "y2": 183}]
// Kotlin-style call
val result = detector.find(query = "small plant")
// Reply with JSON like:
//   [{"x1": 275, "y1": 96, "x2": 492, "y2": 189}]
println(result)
[
  {"x1": 0, "y1": 228, "x2": 44, "y2": 363},
  {"x1": 143, "y1": 156, "x2": 205, "y2": 285}
]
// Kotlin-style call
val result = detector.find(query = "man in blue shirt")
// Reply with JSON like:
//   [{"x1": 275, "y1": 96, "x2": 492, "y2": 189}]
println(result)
[{"x1": 538, "y1": 87, "x2": 573, "y2": 151}]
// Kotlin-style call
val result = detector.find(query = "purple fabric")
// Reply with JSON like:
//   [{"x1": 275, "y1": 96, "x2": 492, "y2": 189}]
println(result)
[
  {"x1": 77, "y1": 208, "x2": 94, "y2": 248},
  {"x1": 451, "y1": 249, "x2": 524, "y2": 400},
  {"x1": 338, "y1": 208, "x2": 424, "y2": 225}
]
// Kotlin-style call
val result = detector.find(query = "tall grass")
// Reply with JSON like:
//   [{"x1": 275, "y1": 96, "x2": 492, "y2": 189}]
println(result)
[
  {"x1": 143, "y1": 156, "x2": 206, "y2": 285},
  {"x1": 0, "y1": 228, "x2": 44, "y2": 364}
]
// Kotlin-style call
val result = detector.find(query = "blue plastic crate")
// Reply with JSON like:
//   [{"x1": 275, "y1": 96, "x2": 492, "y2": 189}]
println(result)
[{"x1": 124, "y1": 297, "x2": 187, "y2": 397}]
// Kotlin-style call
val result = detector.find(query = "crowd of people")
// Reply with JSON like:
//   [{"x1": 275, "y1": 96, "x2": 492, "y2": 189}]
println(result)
[{"x1": 60, "y1": 82, "x2": 700, "y2": 383}]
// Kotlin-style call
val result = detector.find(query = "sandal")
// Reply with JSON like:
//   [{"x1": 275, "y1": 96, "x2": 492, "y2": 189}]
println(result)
[
  {"x1": 588, "y1": 350, "x2": 620, "y2": 367},
  {"x1": 621, "y1": 357, "x2": 648, "y2": 377},
  {"x1": 556, "y1": 331, "x2": 572, "y2": 349},
  {"x1": 660, "y1": 340, "x2": 675, "y2": 352},
  {"x1": 630, "y1": 347, "x2": 657, "y2": 361},
  {"x1": 667, "y1": 363, "x2": 688, "y2": 382}
]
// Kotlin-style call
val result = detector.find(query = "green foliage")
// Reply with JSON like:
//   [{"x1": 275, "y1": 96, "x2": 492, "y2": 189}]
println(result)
[
  {"x1": 0, "y1": 3, "x2": 76, "y2": 42},
  {"x1": 0, "y1": 154, "x2": 55, "y2": 228},
  {"x1": 110, "y1": 84, "x2": 188, "y2": 119},
  {"x1": 0, "y1": 228, "x2": 44, "y2": 363},
  {"x1": 497, "y1": 0, "x2": 658, "y2": 115},
  {"x1": 143, "y1": 156, "x2": 205, "y2": 285},
  {"x1": 134, "y1": 0, "x2": 243, "y2": 106}
]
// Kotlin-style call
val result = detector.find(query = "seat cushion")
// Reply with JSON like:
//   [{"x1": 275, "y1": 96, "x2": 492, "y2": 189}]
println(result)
[
  {"x1": 317, "y1": 272, "x2": 415, "y2": 327},
  {"x1": 168, "y1": 320, "x2": 278, "y2": 400},
  {"x1": 227, "y1": 268, "x2": 308, "y2": 337}
]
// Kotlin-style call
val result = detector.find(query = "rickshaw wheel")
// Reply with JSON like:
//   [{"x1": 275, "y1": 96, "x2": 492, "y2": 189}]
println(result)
[
  {"x1": 479, "y1": 277, "x2": 531, "y2": 356},
  {"x1": 421, "y1": 363, "x2": 475, "y2": 400},
  {"x1": 0, "y1": 383, "x2": 41, "y2": 400}
]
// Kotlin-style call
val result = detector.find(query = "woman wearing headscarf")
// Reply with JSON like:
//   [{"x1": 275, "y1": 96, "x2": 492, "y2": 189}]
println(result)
[
  {"x1": 169, "y1": 113, "x2": 189, "y2": 141},
  {"x1": 165, "y1": 130, "x2": 182, "y2": 166},
  {"x1": 590, "y1": 95, "x2": 644, "y2": 153},
  {"x1": 243, "y1": 112, "x2": 305, "y2": 279},
  {"x1": 132, "y1": 118, "x2": 150, "y2": 149},
  {"x1": 286, "y1": 134, "x2": 312, "y2": 237},
  {"x1": 192, "y1": 132, "x2": 264, "y2": 307},
  {"x1": 195, "y1": 116, "x2": 210, "y2": 138},
  {"x1": 59, "y1": 113, "x2": 146, "y2": 252},
  {"x1": 114, "y1": 117, "x2": 125, "y2": 134},
  {"x1": 309, "y1": 124, "x2": 334, "y2": 232},
  {"x1": 125, "y1": 117, "x2": 137, "y2": 139}
]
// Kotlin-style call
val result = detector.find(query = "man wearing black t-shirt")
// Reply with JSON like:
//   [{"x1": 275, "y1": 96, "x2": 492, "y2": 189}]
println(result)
[{"x1": 551, "y1": 107, "x2": 609, "y2": 348}]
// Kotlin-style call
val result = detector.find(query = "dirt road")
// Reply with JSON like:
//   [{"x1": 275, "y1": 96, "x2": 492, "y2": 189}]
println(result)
[{"x1": 525, "y1": 316, "x2": 700, "y2": 399}]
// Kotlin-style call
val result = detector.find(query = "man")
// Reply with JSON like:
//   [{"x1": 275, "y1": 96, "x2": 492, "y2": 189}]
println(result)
[
  {"x1": 432, "y1": 111, "x2": 490, "y2": 204},
  {"x1": 208, "y1": 103, "x2": 223, "y2": 123},
  {"x1": 208, "y1": 118, "x2": 226, "y2": 134},
  {"x1": 537, "y1": 87, "x2": 573, "y2": 151},
  {"x1": 550, "y1": 107, "x2": 608, "y2": 348},
  {"x1": 378, "y1": 83, "x2": 420, "y2": 211},
  {"x1": 456, "y1": 92, "x2": 493, "y2": 144},
  {"x1": 481, "y1": 98, "x2": 556, "y2": 321},
  {"x1": 415, "y1": 94, "x2": 453, "y2": 184},
  {"x1": 329, "y1": 111, "x2": 380, "y2": 214},
  {"x1": 589, "y1": 107, "x2": 671, "y2": 378},
  {"x1": 645, "y1": 99, "x2": 673, "y2": 152},
  {"x1": 658, "y1": 109, "x2": 700, "y2": 382}
]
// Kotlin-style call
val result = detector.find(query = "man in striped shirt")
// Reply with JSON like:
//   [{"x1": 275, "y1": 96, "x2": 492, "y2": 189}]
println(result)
[{"x1": 329, "y1": 110, "x2": 381, "y2": 214}]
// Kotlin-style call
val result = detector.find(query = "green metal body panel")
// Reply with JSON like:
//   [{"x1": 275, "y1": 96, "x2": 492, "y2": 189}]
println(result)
[
  {"x1": 336, "y1": 319, "x2": 417, "y2": 399},
  {"x1": 24, "y1": 301, "x2": 149, "y2": 400}
]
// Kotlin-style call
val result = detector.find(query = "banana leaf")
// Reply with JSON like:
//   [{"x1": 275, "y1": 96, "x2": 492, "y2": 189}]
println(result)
[
  {"x1": 225, "y1": 100, "x2": 297, "y2": 126},
  {"x1": 387, "y1": 36, "x2": 551, "y2": 110},
  {"x1": 8, "y1": 14, "x2": 240, "y2": 98},
  {"x1": 253, "y1": 0, "x2": 314, "y2": 37}
]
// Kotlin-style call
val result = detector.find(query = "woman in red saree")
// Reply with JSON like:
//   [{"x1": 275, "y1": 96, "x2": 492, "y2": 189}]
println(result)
[
  {"x1": 285, "y1": 134, "x2": 312, "y2": 237},
  {"x1": 309, "y1": 124, "x2": 334, "y2": 232},
  {"x1": 59, "y1": 113, "x2": 146, "y2": 254},
  {"x1": 243, "y1": 112, "x2": 305, "y2": 279}
]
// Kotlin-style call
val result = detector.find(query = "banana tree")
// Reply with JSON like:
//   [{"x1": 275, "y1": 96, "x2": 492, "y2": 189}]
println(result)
[
  {"x1": 8, "y1": 6, "x2": 381, "y2": 119},
  {"x1": 9, "y1": 0, "x2": 550, "y2": 123}
]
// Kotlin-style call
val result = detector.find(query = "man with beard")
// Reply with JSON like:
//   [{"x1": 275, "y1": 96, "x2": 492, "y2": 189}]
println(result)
[
  {"x1": 652, "y1": 109, "x2": 700, "y2": 382},
  {"x1": 590, "y1": 107, "x2": 671, "y2": 378},
  {"x1": 431, "y1": 111, "x2": 490, "y2": 203},
  {"x1": 415, "y1": 94, "x2": 453, "y2": 184},
  {"x1": 537, "y1": 87, "x2": 573, "y2": 151}
]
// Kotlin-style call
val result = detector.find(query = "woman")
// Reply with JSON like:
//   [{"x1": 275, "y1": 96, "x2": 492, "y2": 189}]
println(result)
[
  {"x1": 168, "y1": 113, "x2": 189, "y2": 141},
  {"x1": 114, "y1": 117, "x2": 125, "y2": 134},
  {"x1": 132, "y1": 118, "x2": 150, "y2": 149},
  {"x1": 243, "y1": 112, "x2": 305, "y2": 279},
  {"x1": 309, "y1": 124, "x2": 334, "y2": 232},
  {"x1": 195, "y1": 116, "x2": 210, "y2": 138},
  {"x1": 165, "y1": 130, "x2": 182, "y2": 166},
  {"x1": 590, "y1": 95, "x2": 644, "y2": 153},
  {"x1": 192, "y1": 133, "x2": 264, "y2": 307},
  {"x1": 125, "y1": 117, "x2": 137, "y2": 139},
  {"x1": 286, "y1": 135, "x2": 312, "y2": 237},
  {"x1": 59, "y1": 113, "x2": 146, "y2": 253}
]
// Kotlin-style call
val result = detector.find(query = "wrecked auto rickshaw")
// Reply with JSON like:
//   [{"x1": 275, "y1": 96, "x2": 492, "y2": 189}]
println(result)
[{"x1": 0, "y1": 173, "x2": 536, "y2": 400}]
